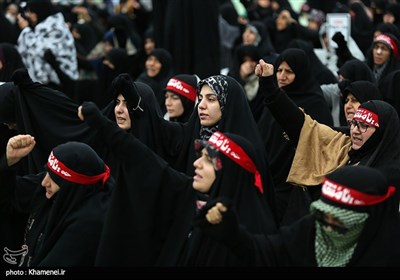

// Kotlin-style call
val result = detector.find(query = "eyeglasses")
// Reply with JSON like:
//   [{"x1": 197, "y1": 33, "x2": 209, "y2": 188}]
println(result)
[
  {"x1": 194, "y1": 139, "x2": 223, "y2": 171},
  {"x1": 314, "y1": 211, "x2": 348, "y2": 234},
  {"x1": 347, "y1": 119, "x2": 370, "y2": 133}
]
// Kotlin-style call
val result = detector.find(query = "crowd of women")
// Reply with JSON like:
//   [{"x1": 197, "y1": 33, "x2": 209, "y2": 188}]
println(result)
[{"x1": 0, "y1": 0, "x2": 400, "y2": 269}]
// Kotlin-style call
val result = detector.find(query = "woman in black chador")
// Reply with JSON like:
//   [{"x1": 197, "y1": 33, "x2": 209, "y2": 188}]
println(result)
[
  {"x1": 84, "y1": 100, "x2": 279, "y2": 266},
  {"x1": 197, "y1": 165, "x2": 400, "y2": 266},
  {"x1": 0, "y1": 135, "x2": 113, "y2": 266}
]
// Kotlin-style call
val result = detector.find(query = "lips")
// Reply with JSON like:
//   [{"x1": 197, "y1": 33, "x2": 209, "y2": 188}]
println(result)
[
  {"x1": 193, "y1": 172, "x2": 203, "y2": 181},
  {"x1": 199, "y1": 113, "x2": 209, "y2": 120}
]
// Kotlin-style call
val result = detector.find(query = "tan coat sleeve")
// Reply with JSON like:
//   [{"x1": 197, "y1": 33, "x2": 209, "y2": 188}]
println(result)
[{"x1": 287, "y1": 114, "x2": 352, "y2": 187}]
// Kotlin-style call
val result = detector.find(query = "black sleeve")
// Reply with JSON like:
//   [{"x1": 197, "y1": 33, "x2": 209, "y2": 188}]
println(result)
[
  {"x1": 0, "y1": 155, "x2": 43, "y2": 215},
  {"x1": 194, "y1": 199, "x2": 285, "y2": 266},
  {"x1": 259, "y1": 76, "x2": 305, "y2": 146}
]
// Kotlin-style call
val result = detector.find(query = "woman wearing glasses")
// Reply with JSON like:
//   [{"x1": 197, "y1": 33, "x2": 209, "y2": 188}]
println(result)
[{"x1": 255, "y1": 59, "x2": 400, "y2": 205}]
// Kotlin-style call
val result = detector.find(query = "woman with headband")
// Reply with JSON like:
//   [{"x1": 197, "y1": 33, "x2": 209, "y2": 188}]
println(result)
[
  {"x1": 0, "y1": 135, "x2": 113, "y2": 267},
  {"x1": 79, "y1": 102, "x2": 277, "y2": 266},
  {"x1": 198, "y1": 165, "x2": 400, "y2": 266}
]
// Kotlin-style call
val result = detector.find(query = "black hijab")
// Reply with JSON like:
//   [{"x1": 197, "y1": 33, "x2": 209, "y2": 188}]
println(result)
[
  {"x1": 183, "y1": 132, "x2": 277, "y2": 266},
  {"x1": 0, "y1": 43, "x2": 25, "y2": 82},
  {"x1": 22, "y1": 142, "x2": 112, "y2": 266},
  {"x1": 319, "y1": 166, "x2": 400, "y2": 266},
  {"x1": 100, "y1": 74, "x2": 166, "y2": 179},
  {"x1": 378, "y1": 69, "x2": 400, "y2": 117},
  {"x1": 136, "y1": 48, "x2": 174, "y2": 113},
  {"x1": 348, "y1": 100, "x2": 400, "y2": 167},
  {"x1": 0, "y1": 70, "x2": 101, "y2": 174}
]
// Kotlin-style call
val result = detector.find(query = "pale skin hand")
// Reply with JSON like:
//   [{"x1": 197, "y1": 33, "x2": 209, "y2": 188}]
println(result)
[
  {"x1": 6, "y1": 135, "x2": 36, "y2": 166},
  {"x1": 255, "y1": 59, "x2": 274, "y2": 77},
  {"x1": 77, "y1": 106, "x2": 84, "y2": 121},
  {"x1": 206, "y1": 202, "x2": 228, "y2": 225},
  {"x1": 16, "y1": 13, "x2": 29, "y2": 29}
]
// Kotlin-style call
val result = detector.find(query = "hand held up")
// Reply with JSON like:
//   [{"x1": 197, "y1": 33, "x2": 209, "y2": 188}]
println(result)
[
  {"x1": 6, "y1": 135, "x2": 36, "y2": 166},
  {"x1": 255, "y1": 59, "x2": 274, "y2": 77}
]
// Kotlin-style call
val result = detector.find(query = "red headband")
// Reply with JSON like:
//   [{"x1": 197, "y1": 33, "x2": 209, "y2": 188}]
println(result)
[
  {"x1": 322, "y1": 178, "x2": 395, "y2": 206},
  {"x1": 375, "y1": 34, "x2": 398, "y2": 57},
  {"x1": 353, "y1": 108, "x2": 380, "y2": 128},
  {"x1": 208, "y1": 132, "x2": 263, "y2": 193},
  {"x1": 47, "y1": 151, "x2": 110, "y2": 186},
  {"x1": 166, "y1": 78, "x2": 196, "y2": 102}
]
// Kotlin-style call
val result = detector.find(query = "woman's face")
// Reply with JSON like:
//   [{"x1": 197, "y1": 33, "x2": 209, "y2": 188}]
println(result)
[
  {"x1": 114, "y1": 94, "x2": 131, "y2": 130},
  {"x1": 145, "y1": 55, "x2": 162, "y2": 78},
  {"x1": 373, "y1": 42, "x2": 391, "y2": 66},
  {"x1": 41, "y1": 173, "x2": 60, "y2": 199},
  {"x1": 165, "y1": 91, "x2": 184, "y2": 119},
  {"x1": 242, "y1": 27, "x2": 258, "y2": 45},
  {"x1": 276, "y1": 61, "x2": 295, "y2": 88},
  {"x1": 344, "y1": 93, "x2": 361, "y2": 121},
  {"x1": 275, "y1": 10, "x2": 290, "y2": 31},
  {"x1": 349, "y1": 119, "x2": 377, "y2": 150},
  {"x1": 197, "y1": 84, "x2": 222, "y2": 127},
  {"x1": 193, "y1": 147, "x2": 216, "y2": 193},
  {"x1": 144, "y1": 38, "x2": 155, "y2": 55}
]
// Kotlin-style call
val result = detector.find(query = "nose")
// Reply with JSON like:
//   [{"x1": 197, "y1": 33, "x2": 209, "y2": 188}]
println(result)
[
  {"x1": 198, "y1": 98, "x2": 206, "y2": 109},
  {"x1": 193, "y1": 156, "x2": 202, "y2": 169},
  {"x1": 41, "y1": 173, "x2": 50, "y2": 188}
]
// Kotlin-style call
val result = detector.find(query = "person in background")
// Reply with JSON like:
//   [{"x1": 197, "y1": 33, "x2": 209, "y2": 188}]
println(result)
[
  {"x1": 366, "y1": 32, "x2": 400, "y2": 87},
  {"x1": 16, "y1": 0, "x2": 78, "y2": 89},
  {"x1": 136, "y1": 48, "x2": 174, "y2": 114},
  {"x1": 164, "y1": 74, "x2": 198, "y2": 123},
  {"x1": 321, "y1": 59, "x2": 376, "y2": 127}
]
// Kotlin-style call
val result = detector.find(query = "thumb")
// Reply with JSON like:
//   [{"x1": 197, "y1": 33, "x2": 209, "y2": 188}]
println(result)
[{"x1": 216, "y1": 203, "x2": 227, "y2": 213}]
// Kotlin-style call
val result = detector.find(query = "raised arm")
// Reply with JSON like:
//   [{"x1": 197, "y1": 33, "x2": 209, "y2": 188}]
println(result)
[
  {"x1": 6, "y1": 134, "x2": 36, "y2": 167},
  {"x1": 256, "y1": 59, "x2": 305, "y2": 146}
]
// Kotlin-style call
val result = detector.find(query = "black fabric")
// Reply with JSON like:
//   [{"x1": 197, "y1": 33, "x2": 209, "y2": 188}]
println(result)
[
  {"x1": 337, "y1": 59, "x2": 377, "y2": 126},
  {"x1": 349, "y1": 2, "x2": 374, "y2": 55},
  {"x1": 26, "y1": 0, "x2": 57, "y2": 24},
  {"x1": 0, "y1": 125, "x2": 27, "y2": 261},
  {"x1": 348, "y1": 100, "x2": 400, "y2": 167},
  {"x1": 378, "y1": 69, "x2": 400, "y2": 118},
  {"x1": 136, "y1": 48, "x2": 174, "y2": 113},
  {"x1": 77, "y1": 108, "x2": 277, "y2": 266},
  {"x1": 99, "y1": 79, "x2": 168, "y2": 180},
  {"x1": 271, "y1": 48, "x2": 333, "y2": 125},
  {"x1": 287, "y1": 39, "x2": 338, "y2": 85},
  {"x1": 0, "y1": 70, "x2": 102, "y2": 174},
  {"x1": 196, "y1": 165, "x2": 400, "y2": 266},
  {"x1": 182, "y1": 133, "x2": 277, "y2": 266},
  {"x1": 0, "y1": 43, "x2": 25, "y2": 82},
  {"x1": 338, "y1": 59, "x2": 376, "y2": 83},
  {"x1": 342, "y1": 81, "x2": 382, "y2": 104},
  {"x1": 228, "y1": 44, "x2": 265, "y2": 122},
  {"x1": 366, "y1": 32, "x2": 400, "y2": 86},
  {"x1": 152, "y1": 0, "x2": 220, "y2": 79},
  {"x1": 0, "y1": 142, "x2": 113, "y2": 267},
  {"x1": 124, "y1": 74, "x2": 277, "y2": 219},
  {"x1": 164, "y1": 74, "x2": 197, "y2": 123},
  {"x1": 257, "y1": 48, "x2": 332, "y2": 225}
]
